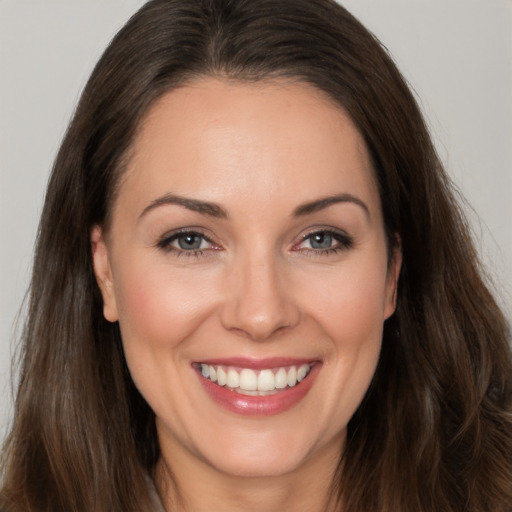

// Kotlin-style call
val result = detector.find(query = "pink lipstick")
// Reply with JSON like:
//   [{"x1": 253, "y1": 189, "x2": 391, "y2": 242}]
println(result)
[{"x1": 194, "y1": 358, "x2": 321, "y2": 416}]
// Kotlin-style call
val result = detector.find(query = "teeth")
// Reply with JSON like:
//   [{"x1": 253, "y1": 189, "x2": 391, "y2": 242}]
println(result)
[
  {"x1": 237, "y1": 389, "x2": 278, "y2": 396},
  {"x1": 217, "y1": 366, "x2": 227, "y2": 386},
  {"x1": 297, "y1": 364, "x2": 309, "y2": 382},
  {"x1": 199, "y1": 363, "x2": 312, "y2": 393},
  {"x1": 287, "y1": 366, "x2": 297, "y2": 387},
  {"x1": 275, "y1": 368, "x2": 288, "y2": 389},
  {"x1": 257, "y1": 369, "x2": 275, "y2": 391},
  {"x1": 226, "y1": 368, "x2": 239, "y2": 388},
  {"x1": 239, "y1": 369, "x2": 257, "y2": 391}
]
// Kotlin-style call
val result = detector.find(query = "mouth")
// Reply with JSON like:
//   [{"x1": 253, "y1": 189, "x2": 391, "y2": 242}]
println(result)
[
  {"x1": 197, "y1": 362, "x2": 312, "y2": 395},
  {"x1": 193, "y1": 359, "x2": 320, "y2": 416}
]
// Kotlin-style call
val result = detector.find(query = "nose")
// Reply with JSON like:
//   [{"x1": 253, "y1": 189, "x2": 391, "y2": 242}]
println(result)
[{"x1": 220, "y1": 252, "x2": 300, "y2": 341}]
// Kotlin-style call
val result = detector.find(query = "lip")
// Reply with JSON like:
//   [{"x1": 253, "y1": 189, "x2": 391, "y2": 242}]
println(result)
[
  {"x1": 195, "y1": 359, "x2": 321, "y2": 416},
  {"x1": 196, "y1": 356, "x2": 316, "y2": 370}
]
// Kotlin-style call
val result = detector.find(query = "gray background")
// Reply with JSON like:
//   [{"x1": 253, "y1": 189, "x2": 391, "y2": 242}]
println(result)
[{"x1": 1, "y1": 0, "x2": 511, "y2": 441}]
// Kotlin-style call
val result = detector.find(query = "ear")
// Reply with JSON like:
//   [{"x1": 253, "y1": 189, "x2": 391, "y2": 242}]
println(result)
[
  {"x1": 91, "y1": 225, "x2": 119, "y2": 322},
  {"x1": 383, "y1": 237, "x2": 402, "y2": 320}
]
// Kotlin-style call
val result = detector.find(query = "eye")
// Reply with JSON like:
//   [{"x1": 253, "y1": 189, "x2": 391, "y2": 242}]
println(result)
[
  {"x1": 307, "y1": 232, "x2": 335, "y2": 250},
  {"x1": 295, "y1": 229, "x2": 353, "y2": 254},
  {"x1": 157, "y1": 230, "x2": 218, "y2": 255},
  {"x1": 173, "y1": 233, "x2": 208, "y2": 250}
]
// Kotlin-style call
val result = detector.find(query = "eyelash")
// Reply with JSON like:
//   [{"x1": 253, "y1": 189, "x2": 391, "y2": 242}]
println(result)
[
  {"x1": 295, "y1": 229, "x2": 353, "y2": 256},
  {"x1": 156, "y1": 228, "x2": 353, "y2": 258},
  {"x1": 157, "y1": 230, "x2": 219, "y2": 258}
]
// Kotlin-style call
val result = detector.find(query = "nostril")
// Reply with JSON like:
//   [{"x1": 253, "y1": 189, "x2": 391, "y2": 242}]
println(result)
[{"x1": 221, "y1": 300, "x2": 300, "y2": 341}]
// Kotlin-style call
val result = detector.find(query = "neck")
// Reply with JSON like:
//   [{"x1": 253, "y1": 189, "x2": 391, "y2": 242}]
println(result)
[{"x1": 154, "y1": 436, "x2": 343, "y2": 512}]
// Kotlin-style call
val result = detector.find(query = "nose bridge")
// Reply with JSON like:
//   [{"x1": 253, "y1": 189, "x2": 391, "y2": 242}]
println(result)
[{"x1": 221, "y1": 244, "x2": 299, "y2": 340}]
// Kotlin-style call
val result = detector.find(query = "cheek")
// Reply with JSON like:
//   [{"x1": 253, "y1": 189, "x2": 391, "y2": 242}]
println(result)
[
  {"x1": 300, "y1": 257, "x2": 391, "y2": 342},
  {"x1": 110, "y1": 261, "x2": 223, "y2": 426},
  {"x1": 112, "y1": 261, "x2": 218, "y2": 368},
  {"x1": 305, "y1": 263, "x2": 389, "y2": 431},
  {"x1": 300, "y1": 255, "x2": 389, "y2": 399}
]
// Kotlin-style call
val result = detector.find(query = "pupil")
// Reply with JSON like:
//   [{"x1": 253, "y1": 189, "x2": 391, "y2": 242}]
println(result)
[
  {"x1": 311, "y1": 233, "x2": 332, "y2": 249},
  {"x1": 178, "y1": 234, "x2": 202, "y2": 250}
]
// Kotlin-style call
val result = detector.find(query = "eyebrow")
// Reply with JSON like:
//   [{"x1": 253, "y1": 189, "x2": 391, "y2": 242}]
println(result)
[
  {"x1": 139, "y1": 193, "x2": 228, "y2": 220},
  {"x1": 139, "y1": 192, "x2": 369, "y2": 221},
  {"x1": 293, "y1": 194, "x2": 370, "y2": 218}
]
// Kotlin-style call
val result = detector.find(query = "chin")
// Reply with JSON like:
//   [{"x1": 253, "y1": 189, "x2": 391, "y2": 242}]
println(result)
[
  {"x1": 208, "y1": 446, "x2": 311, "y2": 478},
  {"x1": 194, "y1": 422, "x2": 341, "y2": 479}
]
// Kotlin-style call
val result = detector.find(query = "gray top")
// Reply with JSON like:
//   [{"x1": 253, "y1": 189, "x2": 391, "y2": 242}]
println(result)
[{"x1": 147, "y1": 475, "x2": 166, "y2": 512}]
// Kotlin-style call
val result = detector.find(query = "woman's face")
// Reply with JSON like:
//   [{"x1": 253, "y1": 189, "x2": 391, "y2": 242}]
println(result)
[{"x1": 92, "y1": 78, "x2": 400, "y2": 479}]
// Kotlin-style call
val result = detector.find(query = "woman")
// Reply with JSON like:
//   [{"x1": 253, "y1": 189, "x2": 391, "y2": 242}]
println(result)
[{"x1": 1, "y1": 0, "x2": 511, "y2": 510}]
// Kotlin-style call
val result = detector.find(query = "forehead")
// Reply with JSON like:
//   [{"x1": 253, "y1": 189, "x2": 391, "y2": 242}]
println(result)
[{"x1": 116, "y1": 78, "x2": 380, "y2": 219}]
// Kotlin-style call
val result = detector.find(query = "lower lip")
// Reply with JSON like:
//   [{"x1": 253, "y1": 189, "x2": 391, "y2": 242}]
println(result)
[{"x1": 197, "y1": 364, "x2": 321, "y2": 416}]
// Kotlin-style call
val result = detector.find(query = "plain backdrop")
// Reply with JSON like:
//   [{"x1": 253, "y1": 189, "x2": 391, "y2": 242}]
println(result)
[{"x1": 1, "y1": 0, "x2": 511, "y2": 441}]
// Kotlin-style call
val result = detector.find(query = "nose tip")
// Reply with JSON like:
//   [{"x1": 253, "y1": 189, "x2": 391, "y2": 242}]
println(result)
[{"x1": 220, "y1": 260, "x2": 300, "y2": 341}]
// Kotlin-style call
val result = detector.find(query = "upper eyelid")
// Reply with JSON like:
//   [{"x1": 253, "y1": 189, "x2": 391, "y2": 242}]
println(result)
[
  {"x1": 293, "y1": 228, "x2": 353, "y2": 250},
  {"x1": 293, "y1": 225, "x2": 351, "y2": 242},
  {"x1": 157, "y1": 229, "x2": 217, "y2": 251},
  {"x1": 158, "y1": 227, "x2": 215, "y2": 242},
  {"x1": 155, "y1": 226, "x2": 352, "y2": 249},
  {"x1": 301, "y1": 228, "x2": 346, "y2": 239}
]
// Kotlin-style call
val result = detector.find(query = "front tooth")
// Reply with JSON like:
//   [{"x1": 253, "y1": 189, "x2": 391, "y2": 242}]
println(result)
[
  {"x1": 201, "y1": 364, "x2": 210, "y2": 378},
  {"x1": 209, "y1": 365, "x2": 217, "y2": 382},
  {"x1": 239, "y1": 369, "x2": 257, "y2": 391},
  {"x1": 297, "y1": 364, "x2": 309, "y2": 382},
  {"x1": 217, "y1": 366, "x2": 227, "y2": 386},
  {"x1": 287, "y1": 366, "x2": 297, "y2": 387},
  {"x1": 257, "y1": 369, "x2": 275, "y2": 391},
  {"x1": 275, "y1": 368, "x2": 288, "y2": 389},
  {"x1": 227, "y1": 368, "x2": 240, "y2": 388}
]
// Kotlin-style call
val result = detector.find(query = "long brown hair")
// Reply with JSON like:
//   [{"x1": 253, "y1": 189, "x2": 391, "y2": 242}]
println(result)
[{"x1": 1, "y1": 1, "x2": 511, "y2": 510}]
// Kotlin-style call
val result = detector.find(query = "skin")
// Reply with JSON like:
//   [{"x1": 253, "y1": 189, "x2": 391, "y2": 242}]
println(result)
[{"x1": 92, "y1": 78, "x2": 401, "y2": 512}]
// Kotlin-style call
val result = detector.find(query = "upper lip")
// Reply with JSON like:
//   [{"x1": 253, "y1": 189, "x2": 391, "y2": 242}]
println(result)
[{"x1": 194, "y1": 357, "x2": 319, "y2": 370}]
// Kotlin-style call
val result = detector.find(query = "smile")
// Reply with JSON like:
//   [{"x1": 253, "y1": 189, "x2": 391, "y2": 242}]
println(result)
[
  {"x1": 194, "y1": 359, "x2": 320, "y2": 416},
  {"x1": 199, "y1": 363, "x2": 312, "y2": 395}
]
